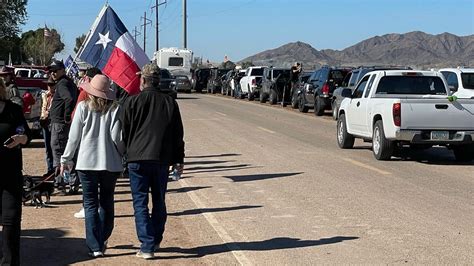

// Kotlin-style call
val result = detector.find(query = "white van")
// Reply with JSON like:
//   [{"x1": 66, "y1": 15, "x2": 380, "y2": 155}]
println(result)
[{"x1": 153, "y1": 47, "x2": 193, "y2": 79}]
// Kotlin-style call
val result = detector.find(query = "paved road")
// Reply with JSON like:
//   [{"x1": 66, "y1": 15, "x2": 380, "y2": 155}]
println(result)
[{"x1": 171, "y1": 93, "x2": 473, "y2": 264}]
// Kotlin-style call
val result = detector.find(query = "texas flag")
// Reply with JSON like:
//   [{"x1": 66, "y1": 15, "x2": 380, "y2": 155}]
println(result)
[{"x1": 78, "y1": 5, "x2": 149, "y2": 95}]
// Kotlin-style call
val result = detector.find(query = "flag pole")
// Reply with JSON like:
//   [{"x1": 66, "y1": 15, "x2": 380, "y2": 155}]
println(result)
[
  {"x1": 68, "y1": 4, "x2": 108, "y2": 75},
  {"x1": 43, "y1": 25, "x2": 46, "y2": 65}
]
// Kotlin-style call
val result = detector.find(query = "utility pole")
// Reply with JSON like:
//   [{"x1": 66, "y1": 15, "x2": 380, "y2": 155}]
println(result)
[
  {"x1": 151, "y1": 0, "x2": 166, "y2": 52},
  {"x1": 183, "y1": 0, "x2": 187, "y2": 49},
  {"x1": 141, "y1": 12, "x2": 152, "y2": 53},
  {"x1": 133, "y1": 26, "x2": 141, "y2": 41}
]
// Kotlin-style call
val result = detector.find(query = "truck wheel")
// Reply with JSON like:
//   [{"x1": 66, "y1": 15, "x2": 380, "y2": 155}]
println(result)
[
  {"x1": 453, "y1": 144, "x2": 474, "y2": 162},
  {"x1": 291, "y1": 93, "x2": 298, "y2": 109},
  {"x1": 372, "y1": 120, "x2": 394, "y2": 160},
  {"x1": 269, "y1": 90, "x2": 277, "y2": 105},
  {"x1": 259, "y1": 92, "x2": 267, "y2": 103},
  {"x1": 332, "y1": 101, "x2": 338, "y2": 120},
  {"x1": 248, "y1": 92, "x2": 254, "y2": 101},
  {"x1": 314, "y1": 95, "x2": 325, "y2": 116},
  {"x1": 298, "y1": 96, "x2": 308, "y2": 113},
  {"x1": 337, "y1": 114, "x2": 354, "y2": 149}
]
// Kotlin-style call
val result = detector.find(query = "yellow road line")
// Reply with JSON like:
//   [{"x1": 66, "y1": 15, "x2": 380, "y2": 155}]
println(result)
[
  {"x1": 343, "y1": 158, "x2": 392, "y2": 175},
  {"x1": 257, "y1": 126, "x2": 276, "y2": 134}
]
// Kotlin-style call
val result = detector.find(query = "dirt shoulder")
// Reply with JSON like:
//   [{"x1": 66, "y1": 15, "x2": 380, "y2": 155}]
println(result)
[{"x1": 19, "y1": 140, "x2": 236, "y2": 265}]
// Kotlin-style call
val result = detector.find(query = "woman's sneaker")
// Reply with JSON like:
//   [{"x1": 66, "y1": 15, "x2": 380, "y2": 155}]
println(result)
[{"x1": 136, "y1": 251, "x2": 154, "y2": 260}]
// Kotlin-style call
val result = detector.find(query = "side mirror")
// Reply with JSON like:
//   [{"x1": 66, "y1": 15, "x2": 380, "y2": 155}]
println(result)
[{"x1": 341, "y1": 88, "x2": 352, "y2": 98}]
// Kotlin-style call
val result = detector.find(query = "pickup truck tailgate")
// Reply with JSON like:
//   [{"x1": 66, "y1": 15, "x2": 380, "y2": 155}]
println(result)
[{"x1": 401, "y1": 98, "x2": 474, "y2": 130}]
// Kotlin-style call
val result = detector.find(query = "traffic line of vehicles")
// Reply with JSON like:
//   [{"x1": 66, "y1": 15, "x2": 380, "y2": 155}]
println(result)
[{"x1": 190, "y1": 65, "x2": 474, "y2": 162}]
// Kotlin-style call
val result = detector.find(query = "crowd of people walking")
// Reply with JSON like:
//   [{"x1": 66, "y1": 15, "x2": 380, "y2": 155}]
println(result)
[{"x1": 0, "y1": 61, "x2": 185, "y2": 264}]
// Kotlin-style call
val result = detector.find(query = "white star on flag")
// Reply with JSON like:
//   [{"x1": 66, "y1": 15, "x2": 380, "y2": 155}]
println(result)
[{"x1": 95, "y1": 31, "x2": 112, "y2": 49}]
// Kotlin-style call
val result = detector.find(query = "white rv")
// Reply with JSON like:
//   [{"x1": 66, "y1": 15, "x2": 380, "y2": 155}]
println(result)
[{"x1": 153, "y1": 47, "x2": 193, "y2": 79}]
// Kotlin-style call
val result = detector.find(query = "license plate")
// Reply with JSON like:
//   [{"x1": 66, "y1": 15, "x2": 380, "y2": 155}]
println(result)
[{"x1": 430, "y1": 131, "x2": 449, "y2": 140}]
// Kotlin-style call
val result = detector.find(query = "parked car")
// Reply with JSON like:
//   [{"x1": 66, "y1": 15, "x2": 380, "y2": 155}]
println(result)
[
  {"x1": 14, "y1": 67, "x2": 48, "y2": 78},
  {"x1": 290, "y1": 71, "x2": 312, "y2": 109},
  {"x1": 439, "y1": 67, "x2": 474, "y2": 98},
  {"x1": 159, "y1": 68, "x2": 177, "y2": 99},
  {"x1": 298, "y1": 66, "x2": 351, "y2": 116},
  {"x1": 193, "y1": 68, "x2": 211, "y2": 93},
  {"x1": 259, "y1": 67, "x2": 291, "y2": 104},
  {"x1": 172, "y1": 75, "x2": 192, "y2": 93},
  {"x1": 331, "y1": 66, "x2": 411, "y2": 120},
  {"x1": 239, "y1": 66, "x2": 266, "y2": 99},
  {"x1": 207, "y1": 68, "x2": 231, "y2": 94},
  {"x1": 297, "y1": 66, "x2": 351, "y2": 115},
  {"x1": 337, "y1": 70, "x2": 474, "y2": 161}
]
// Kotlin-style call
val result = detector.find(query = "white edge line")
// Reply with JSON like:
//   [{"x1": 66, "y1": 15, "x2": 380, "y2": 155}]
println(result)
[
  {"x1": 180, "y1": 179, "x2": 252, "y2": 265},
  {"x1": 257, "y1": 126, "x2": 276, "y2": 134}
]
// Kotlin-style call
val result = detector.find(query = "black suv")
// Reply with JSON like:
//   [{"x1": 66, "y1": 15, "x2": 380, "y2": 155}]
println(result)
[
  {"x1": 207, "y1": 68, "x2": 231, "y2": 94},
  {"x1": 259, "y1": 67, "x2": 291, "y2": 104},
  {"x1": 297, "y1": 66, "x2": 351, "y2": 115}
]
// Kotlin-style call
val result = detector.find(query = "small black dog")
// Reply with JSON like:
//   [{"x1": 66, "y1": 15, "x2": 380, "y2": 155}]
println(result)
[{"x1": 23, "y1": 175, "x2": 54, "y2": 208}]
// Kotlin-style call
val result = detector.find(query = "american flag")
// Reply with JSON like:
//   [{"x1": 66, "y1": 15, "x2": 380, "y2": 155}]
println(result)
[{"x1": 44, "y1": 26, "x2": 51, "y2": 37}]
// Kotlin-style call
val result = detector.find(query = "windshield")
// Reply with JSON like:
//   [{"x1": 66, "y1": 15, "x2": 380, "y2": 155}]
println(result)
[
  {"x1": 461, "y1": 73, "x2": 474, "y2": 89},
  {"x1": 250, "y1": 68, "x2": 264, "y2": 76},
  {"x1": 273, "y1": 70, "x2": 290, "y2": 79},
  {"x1": 376, "y1": 76, "x2": 447, "y2": 95}
]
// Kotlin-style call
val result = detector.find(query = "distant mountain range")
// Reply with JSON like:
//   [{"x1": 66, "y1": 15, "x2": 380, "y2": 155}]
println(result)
[{"x1": 239, "y1": 31, "x2": 474, "y2": 69}]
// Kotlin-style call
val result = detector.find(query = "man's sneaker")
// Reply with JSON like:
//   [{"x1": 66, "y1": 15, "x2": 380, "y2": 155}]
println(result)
[
  {"x1": 88, "y1": 251, "x2": 104, "y2": 258},
  {"x1": 74, "y1": 208, "x2": 85, "y2": 219},
  {"x1": 136, "y1": 251, "x2": 154, "y2": 260}
]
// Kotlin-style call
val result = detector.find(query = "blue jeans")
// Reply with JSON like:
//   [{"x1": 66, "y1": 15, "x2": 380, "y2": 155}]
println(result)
[
  {"x1": 42, "y1": 126, "x2": 53, "y2": 173},
  {"x1": 77, "y1": 170, "x2": 119, "y2": 252},
  {"x1": 128, "y1": 161, "x2": 169, "y2": 253}
]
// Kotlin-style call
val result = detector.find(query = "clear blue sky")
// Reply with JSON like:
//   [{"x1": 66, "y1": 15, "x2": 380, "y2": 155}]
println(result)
[{"x1": 23, "y1": 0, "x2": 474, "y2": 62}]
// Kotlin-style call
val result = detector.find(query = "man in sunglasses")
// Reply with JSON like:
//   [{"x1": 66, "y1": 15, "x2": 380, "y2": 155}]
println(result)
[{"x1": 47, "y1": 60, "x2": 78, "y2": 193}]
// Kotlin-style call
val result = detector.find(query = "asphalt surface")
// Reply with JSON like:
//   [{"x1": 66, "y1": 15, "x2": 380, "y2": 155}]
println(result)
[{"x1": 170, "y1": 93, "x2": 473, "y2": 264}]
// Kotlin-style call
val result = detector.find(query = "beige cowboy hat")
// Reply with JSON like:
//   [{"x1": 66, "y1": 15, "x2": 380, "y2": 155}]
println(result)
[{"x1": 81, "y1": 74, "x2": 116, "y2": 100}]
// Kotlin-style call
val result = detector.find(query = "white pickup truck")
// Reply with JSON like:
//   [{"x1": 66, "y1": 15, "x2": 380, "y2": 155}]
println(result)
[
  {"x1": 239, "y1": 66, "x2": 266, "y2": 99},
  {"x1": 336, "y1": 70, "x2": 474, "y2": 161}
]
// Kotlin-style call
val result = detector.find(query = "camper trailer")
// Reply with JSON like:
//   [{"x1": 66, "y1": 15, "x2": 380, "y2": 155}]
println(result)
[{"x1": 153, "y1": 47, "x2": 193, "y2": 79}]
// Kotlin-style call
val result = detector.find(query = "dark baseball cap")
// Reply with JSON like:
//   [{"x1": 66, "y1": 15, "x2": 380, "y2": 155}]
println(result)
[{"x1": 48, "y1": 60, "x2": 66, "y2": 71}]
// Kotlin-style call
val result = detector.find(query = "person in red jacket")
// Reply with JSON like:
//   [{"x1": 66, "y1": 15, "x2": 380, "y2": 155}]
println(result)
[{"x1": 21, "y1": 92, "x2": 35, "y2": 114}]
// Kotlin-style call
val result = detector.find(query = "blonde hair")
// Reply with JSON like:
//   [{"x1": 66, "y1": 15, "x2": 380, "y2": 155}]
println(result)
[
  {"x1": 0, "y1": 78, "x2": 6, "y2": 101},
  {"x1": 85, "y1": 94, "x2": 117, "y2": 113}
]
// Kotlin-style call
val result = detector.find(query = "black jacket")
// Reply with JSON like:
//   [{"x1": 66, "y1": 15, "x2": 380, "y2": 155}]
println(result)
[
  {"x1": 121, "y1": 87, "x2": 185, "y2": 164},
  {"x1": 49, "y1": 76, "x2": 77, "y2": 123},
  {"x1": 0, "y1": 100, "x2": 32, "y2": 172}
]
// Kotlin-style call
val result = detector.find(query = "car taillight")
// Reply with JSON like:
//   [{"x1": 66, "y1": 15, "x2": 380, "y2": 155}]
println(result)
[
  {"x1": 393, "y1": 103, "x2": 401, "y2": 127},
  {"x1": 322, "y1": 83, "x2": 330, "y2": 94},
  {"x1": 252, "y1": 79, "x2": 256, "y2": 85}
]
